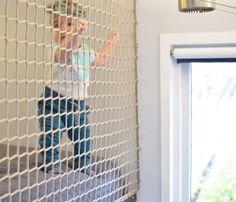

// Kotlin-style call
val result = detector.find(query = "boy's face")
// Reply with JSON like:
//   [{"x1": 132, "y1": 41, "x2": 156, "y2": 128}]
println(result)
[{"x1": 52, "y1": 15, "x2": 87, "y2": 45}]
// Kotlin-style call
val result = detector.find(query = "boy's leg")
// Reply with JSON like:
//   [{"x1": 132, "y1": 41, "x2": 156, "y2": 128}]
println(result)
[
  {"x1": 38, "y1": 88, "x2": 65, "y2": 172},
  {"x1": 79, "y1": 108, "x2": 91, "y2": 168},
  {"x1": 38, "y1": 111, "x2": 63, "y2": 165},
  {"x1": 67, "y1": 100, "x2": 91, "y2": 170}
]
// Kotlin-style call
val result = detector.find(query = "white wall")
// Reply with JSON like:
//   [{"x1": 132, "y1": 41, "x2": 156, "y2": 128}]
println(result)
[{"x1": 136, "y1": 0, "x2": 236, "y2": 201}]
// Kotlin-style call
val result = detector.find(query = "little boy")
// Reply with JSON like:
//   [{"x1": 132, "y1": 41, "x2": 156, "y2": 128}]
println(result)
[{"x1": 38, "y1": 0, "x2": 118, "y2": 173}]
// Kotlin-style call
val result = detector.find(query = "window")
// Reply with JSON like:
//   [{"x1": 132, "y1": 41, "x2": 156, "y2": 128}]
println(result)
[
  {"x1": 160, "y1": 32, "x2": 236, "y2": 202},
  {"x1": 191, "y1": 62, "x2": 236, "y2": 202}
]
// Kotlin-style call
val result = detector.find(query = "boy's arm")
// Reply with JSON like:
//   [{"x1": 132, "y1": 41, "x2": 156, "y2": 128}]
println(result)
[
  {"x1": 54, "y1": 19, "x2": 86, "y2": 64},
  {"x1": 54, "y1": 35, "x2": 78, "y2": 64},
  {"x1": 54, "y1": 46, "x2": 68, "y2": 64},
  {"x1": 92, "y1": 31, "x2": 119, "y2": 67}
]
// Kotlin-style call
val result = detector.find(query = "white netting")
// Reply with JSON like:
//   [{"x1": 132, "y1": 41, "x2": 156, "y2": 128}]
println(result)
[{"x1": 0, "y1": 0, "x2": 138, "y2": 201}]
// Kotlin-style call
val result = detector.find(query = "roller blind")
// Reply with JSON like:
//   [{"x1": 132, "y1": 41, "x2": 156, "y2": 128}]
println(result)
[{"x1": 171, "y1": 47, "x2": 236, "y2": 63}]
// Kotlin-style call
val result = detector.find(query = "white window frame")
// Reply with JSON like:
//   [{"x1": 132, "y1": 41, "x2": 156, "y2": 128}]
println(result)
[{"x1": 160, "y1": 32, "x2": 236, "y2": 202}]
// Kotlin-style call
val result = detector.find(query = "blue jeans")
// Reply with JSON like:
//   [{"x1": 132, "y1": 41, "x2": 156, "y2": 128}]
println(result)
[{"x1": 38, "y1": 86, "x2": 90, "y2": 169}]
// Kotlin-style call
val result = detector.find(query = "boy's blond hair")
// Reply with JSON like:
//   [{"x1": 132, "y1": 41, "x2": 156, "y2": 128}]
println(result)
[{"x1": 46, "y1": 0, "x2": 86, "y2": 18}]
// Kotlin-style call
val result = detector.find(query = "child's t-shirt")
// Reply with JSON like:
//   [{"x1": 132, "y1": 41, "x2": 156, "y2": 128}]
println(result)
[{"x1": 46, "y1": 43, "x2": 95, "y2": 99}]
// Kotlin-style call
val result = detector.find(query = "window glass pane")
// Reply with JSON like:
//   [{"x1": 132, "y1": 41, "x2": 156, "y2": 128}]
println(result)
[{"x1": 191, "y1": 63, "x2": 236, "y2": 202}]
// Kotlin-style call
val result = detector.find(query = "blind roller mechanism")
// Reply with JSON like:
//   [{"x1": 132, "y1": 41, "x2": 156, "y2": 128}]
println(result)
[{"x1": 171, "y1": 47, "x2": 236, "y2": 63}]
